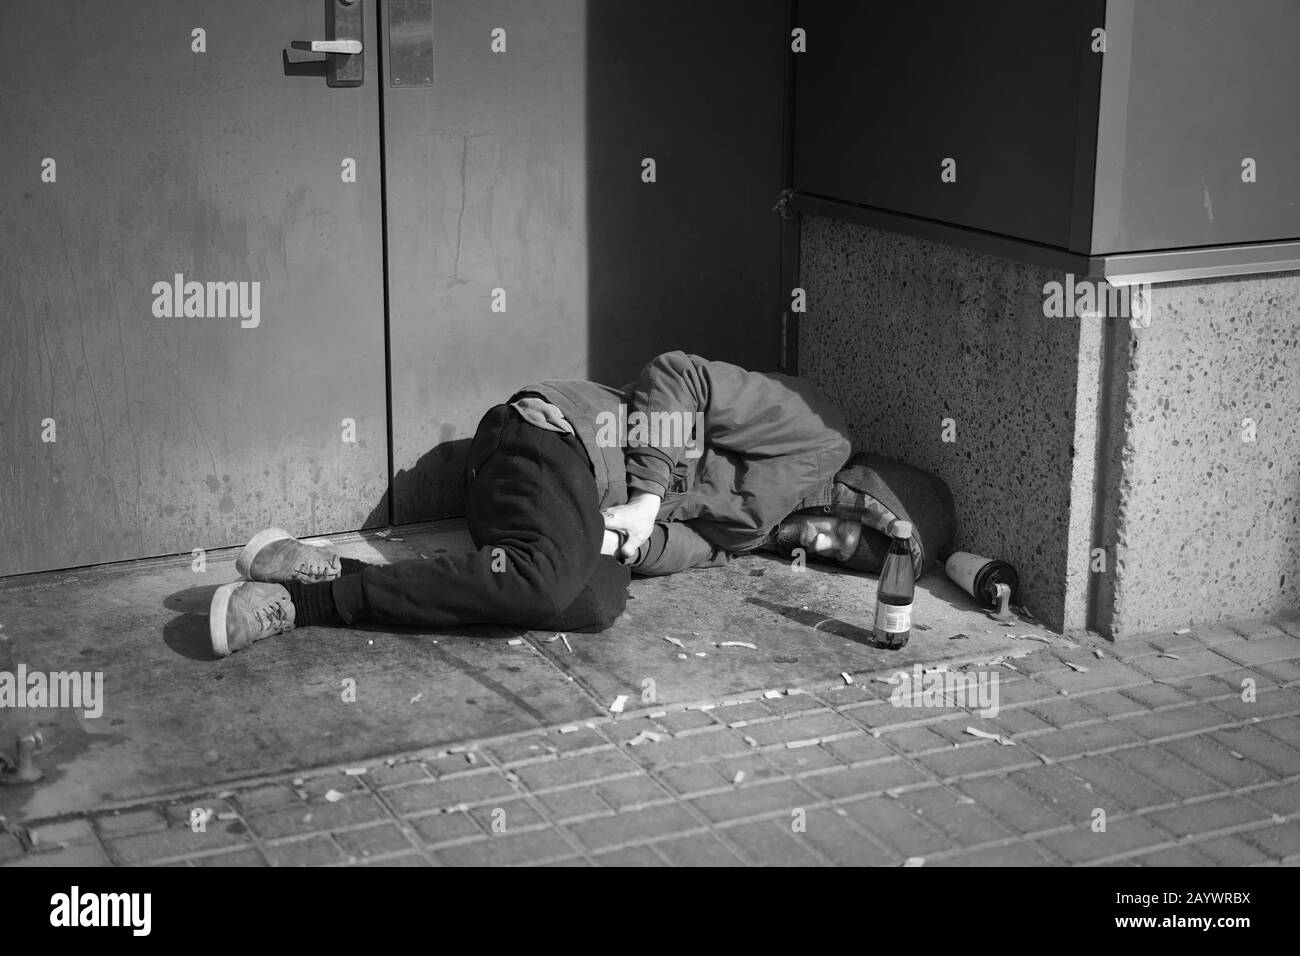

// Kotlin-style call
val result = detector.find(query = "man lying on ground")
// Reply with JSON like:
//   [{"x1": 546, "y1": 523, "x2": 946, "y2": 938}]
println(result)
[{"x1": 209, "y1": 351, "x2": 954, "y2": 656}]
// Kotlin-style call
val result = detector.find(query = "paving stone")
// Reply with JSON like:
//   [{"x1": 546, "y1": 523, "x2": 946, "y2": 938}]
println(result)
[
  {"x1": 95, "y1": 808, "x2": 167, "y2": 836},
  {"x1": 1004, "y1": 765, "x2": 1106, "y2": 823},
  {"x1": 795, "y1": 807, "x2": 900, "y2": 866},
  {"x1": 484, "y1": 737, "x2": 554, "y2": 766},
  {"x1": 932, "y1": 842, "x2": 1055, "y2": 866},
  {"x1": 236, "y1": 785, "x2": 305, "y2": 814},
  {"x1": 6, "y1": 843, "x2": 111, "y2": 867},
  {"x1": 656, "y1": 763, "x2": 728, "y2": 797},
  {"x1": 332, "y1": 823, "x2": 415, "y2": 859},
  {"x1": 800, "y1": 759, "x2": 931, "y2": 799},
  {"x1": 841, "y1": 796, "x2": 952, "y2": 857},
  {"x1": 760, "y1": 694, "x2": 830, "y2": 717},
  {"x1": 1127, "y1": 845, "x2": 1215, "y2": 866},
  {"x1": 592, "y1": 845, "x2": 667, "y2": 866},
  {"x1": 815, "y1": 684, "x2": 881, "y2": 708},
  {"x1": 877, "y1": 724, "x2": 952, "y2": 754},
  {"x1": 468, "y1": 799, "x2": 547, "y2": 833},
  {"x1": 1240, "y1": 822, "x2": 1300, "y2": 859},
  {"x1": 1209, "y1": 725, "x2": 1300, "y2": 776},
  {"x1": 744, "y1": 711, "x2": 860, "y2": 746},
  {"x1": 1192, "y1": 834, "x2": 1274, "y2": 866},
  {"x1": 1212, "y1": 635, "x2": 1300, "y2": 667},
  {"x1": 1107, "y1": 639, "x2": 1164, "y2": 662},
  {"x1": 250, "y1": 794, "x2": 390, "y2": 839},
  {"x1": 360, "y1": 852, "x2": 431, "y2": 866},
  {"x1": 711, "y1": 752, "x2": 785, "y2": 785},
  {"x1": 893, "y1": 787, "x2": 1016, "y2": 848},
  {"x1": 1117, "y1": 683, "x2": 1196, "y2": 710},
  {"x1": 106, "y1": 823, "x2": 248, "y2": 865},
  {"x1": 29, "y1": 818, "x2": 95, "y2": 848},
  {"x1": 1257, "y1": 658, "x2": 1300, "y2": 683},
  {"x1": 1025, "y1": 698, "x2": 1099, "y2": 729},
  {"x1": 384, "y1": 771, "x2": 516, "y2": 813},
  {"x1": 1117, "y1": 706, "x2": 1230, "y2": 741},
  {"x1": 723, "y1": 818, "x2": 824, "y2": 866},
  {"x1": 593, "y1": 775, "x2": 674, "y2": 812},
  {"x1": 1214, "y1": 685, "x2": 1300, "y2": 720},
  {"x1": 1247, "y1": 779, "x2": 1300, "y2": 815},
  {"x1": 367, "y1": 762, "x2": 431, "y2": 788},
  {"x1": 627, "y1": 728, "x2": 755, "y2": 769},
  {"x1": 550, "y1": 727, "x2": 610, "y2": 754},
  {"x1": 764, "y1": 743, "x2": 844, "y2": 775},
  {"x1": 1064, "y1": 755, "x2": 1179, "y2": 812},
  {"x1": 535, "y1": 785, "x2": 618, "y2": 820},
  {"x1": 1036, "y1": 662, "x2": 1151, "y2": 696},
  {"x1": 434, "y1": 828, "x2": 575, "y2": 866},
  {"x1": 712, "y1": 701, "x2": 775, "y2": 723},
  {"x1": 1159, "y1": 736, "x2": 1276, "y2": 788},
  {"x1": 1078, "y1": 691, "x2": 1150, "y2": 720},
  {"x1": 691, "y1": 779, "x2": 815, "y2": 824},
  {"x1": 1227, "y1": 621, "x2": 1299, "y2": 642},
  {"x1": 264, "y1": 835, "x2": 344, "y2": 867},
  {"x1": 1163, "y1": 675, "x2": 1239, "y2": 701},
  {"x1": 1106, "y1": 746, "x2": 1225, "y2": 800},
  {"x1": 0, "y1": 833, "x2": 24, "y2": 862},
  {"x1": 408, "y1": 810, "x2": 483, "y2": 846},
  {"x1": 1035, "y1": 817, "x2": 1170, "y2": 864},
  {"x1": 1129, "y1": 649, "x2": 1239, "y2": 681},
  {"x1": 1025, "y1": 721, "x2": 1144, "y2": 761},
  {"x1": 652, "y1": 709, "x2": 721, "y2": 734},
  {"x1": 191, "y1": 847, "x2": 267, "y2": 867},
  {"x1": 915, "y1": 741, "x2": 1041, "y2": 780},
  {"x1": 653, "y1": 833, "x2": 744, "y2": 866},
  {"x1": 567, "y1": 804, "x2": 701, "y2": 851},
  {"x1": 818, "y1": 733, "x2": 896, "y2": 765},
  {"x1": 1146, "y1": 795, "x2": 1273, "y2": 837},
  {"x1": 985, "y1": 707, "x2": 1056, "y2": 736}
]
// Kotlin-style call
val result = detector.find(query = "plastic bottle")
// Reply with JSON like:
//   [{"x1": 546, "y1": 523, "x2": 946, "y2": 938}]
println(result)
[{"x1": 873, "y1": 520, "x2": 915, "y2": 649}]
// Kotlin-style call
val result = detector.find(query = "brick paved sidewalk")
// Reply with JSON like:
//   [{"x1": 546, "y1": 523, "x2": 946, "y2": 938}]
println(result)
[{"x1": 4, "y1": 617, "x2": 1300, "y2": 867}]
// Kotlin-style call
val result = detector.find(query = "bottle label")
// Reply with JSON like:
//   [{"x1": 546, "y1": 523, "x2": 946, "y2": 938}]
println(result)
[{"x1": 875, "y1": 602, "x2": 912, "y2": 634}]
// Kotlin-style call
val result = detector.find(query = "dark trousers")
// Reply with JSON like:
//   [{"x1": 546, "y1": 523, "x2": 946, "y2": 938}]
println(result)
[{"x1": 331, "y1": 404, "x2": 630, "y2": 633}]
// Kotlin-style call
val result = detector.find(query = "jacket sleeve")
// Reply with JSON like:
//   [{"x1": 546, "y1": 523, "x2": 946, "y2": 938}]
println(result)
[
  {"x1": 631, "y1": 520, "x2": 732, "y2": 576},
  {"x1": 623, "y1": 352, "x2": 712, "y2": 498},
  {"x1": 623, "y1": 350, "x2": 853, "y2": 505}
]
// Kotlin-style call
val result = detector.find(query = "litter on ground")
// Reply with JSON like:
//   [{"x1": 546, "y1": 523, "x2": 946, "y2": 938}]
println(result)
[
  {"x1": 609, "y1": 695, "x2": 628, "y2": 713},
  {"x1": 965, "y1": 727, "x2": 1015, "y2": 747}
]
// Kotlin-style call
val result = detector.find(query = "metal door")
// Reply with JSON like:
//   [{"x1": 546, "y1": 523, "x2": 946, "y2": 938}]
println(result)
[{"x1": 0, "y1": 0, "x2": 389, "y2": 575}]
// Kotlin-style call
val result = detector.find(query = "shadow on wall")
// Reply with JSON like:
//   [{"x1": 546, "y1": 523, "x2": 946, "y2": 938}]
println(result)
[
  {"x1": 584, "y1": 0, "x2": 787, "y2": 386},
  {"x1": 389, "y1": 0, "x2": 786, "y2": 525},
  {"x1": 364, "y1": 438, "x2": 472, "y2": 529}
]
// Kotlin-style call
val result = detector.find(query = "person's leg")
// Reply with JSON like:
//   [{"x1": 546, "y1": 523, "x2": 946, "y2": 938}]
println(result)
[
  {"x1": 326, "y1": 404, "x2": 624, "y2": 630},
  {"x1": 536, "y1": 555, "x2": 630, "y2": 632}
]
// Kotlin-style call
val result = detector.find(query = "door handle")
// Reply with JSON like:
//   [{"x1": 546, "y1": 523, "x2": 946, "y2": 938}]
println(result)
[
  {"x1": 293, "y1": 0, "x2": 365, "y2": 87},
  {"x1": 310, "y1": 39, "x2": 363, "y2": 55}
]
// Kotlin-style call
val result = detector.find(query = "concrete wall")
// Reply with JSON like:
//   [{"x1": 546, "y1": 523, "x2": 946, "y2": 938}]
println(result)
[
  {"x1": 797, "y1": 216, "x2": 1101, "y2": 632},
  {"x1": 1101, "y1": 273, "x2": 1300, "y2": 636}
]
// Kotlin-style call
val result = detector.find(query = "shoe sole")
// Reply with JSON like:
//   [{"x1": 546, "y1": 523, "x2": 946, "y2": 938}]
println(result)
[
  {"x1": 210, "y1": 582, "x2": 239, "y2": 657},
  {"x1": 235, "y1": 527, "x2": 295, "y2": 580}
]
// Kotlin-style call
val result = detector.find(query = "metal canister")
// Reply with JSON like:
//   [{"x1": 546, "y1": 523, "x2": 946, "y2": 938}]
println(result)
[{"x1": 944, "y1": 552, "x2": 1020, "y2": 608}]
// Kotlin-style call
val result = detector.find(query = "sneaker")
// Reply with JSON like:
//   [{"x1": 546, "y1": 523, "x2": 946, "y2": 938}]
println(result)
[
  {"x1": 235, "y1": 527, "x2": 341, "y2": 583},
  {"x1": 210, "y1": 581, "x2": 297, "y2": 657}
]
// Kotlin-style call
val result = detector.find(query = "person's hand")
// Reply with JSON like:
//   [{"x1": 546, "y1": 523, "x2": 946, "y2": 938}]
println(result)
[{"x1": 601, "y1": 493, "x2": 661, "y2": 563}]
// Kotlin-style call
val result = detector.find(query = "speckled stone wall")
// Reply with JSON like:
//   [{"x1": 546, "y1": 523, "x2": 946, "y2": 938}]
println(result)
[
  {"x1": 797, "y1": 217, "x2": 1101, "y2": 632},
  {"x1": 1102, "y1": 274, "x2": 1300, "y2": 637}
]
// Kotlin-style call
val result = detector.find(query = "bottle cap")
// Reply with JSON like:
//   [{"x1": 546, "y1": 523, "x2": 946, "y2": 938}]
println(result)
[{"x1": 890, "y1": 519, "x2": 913, "y2": 539}]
